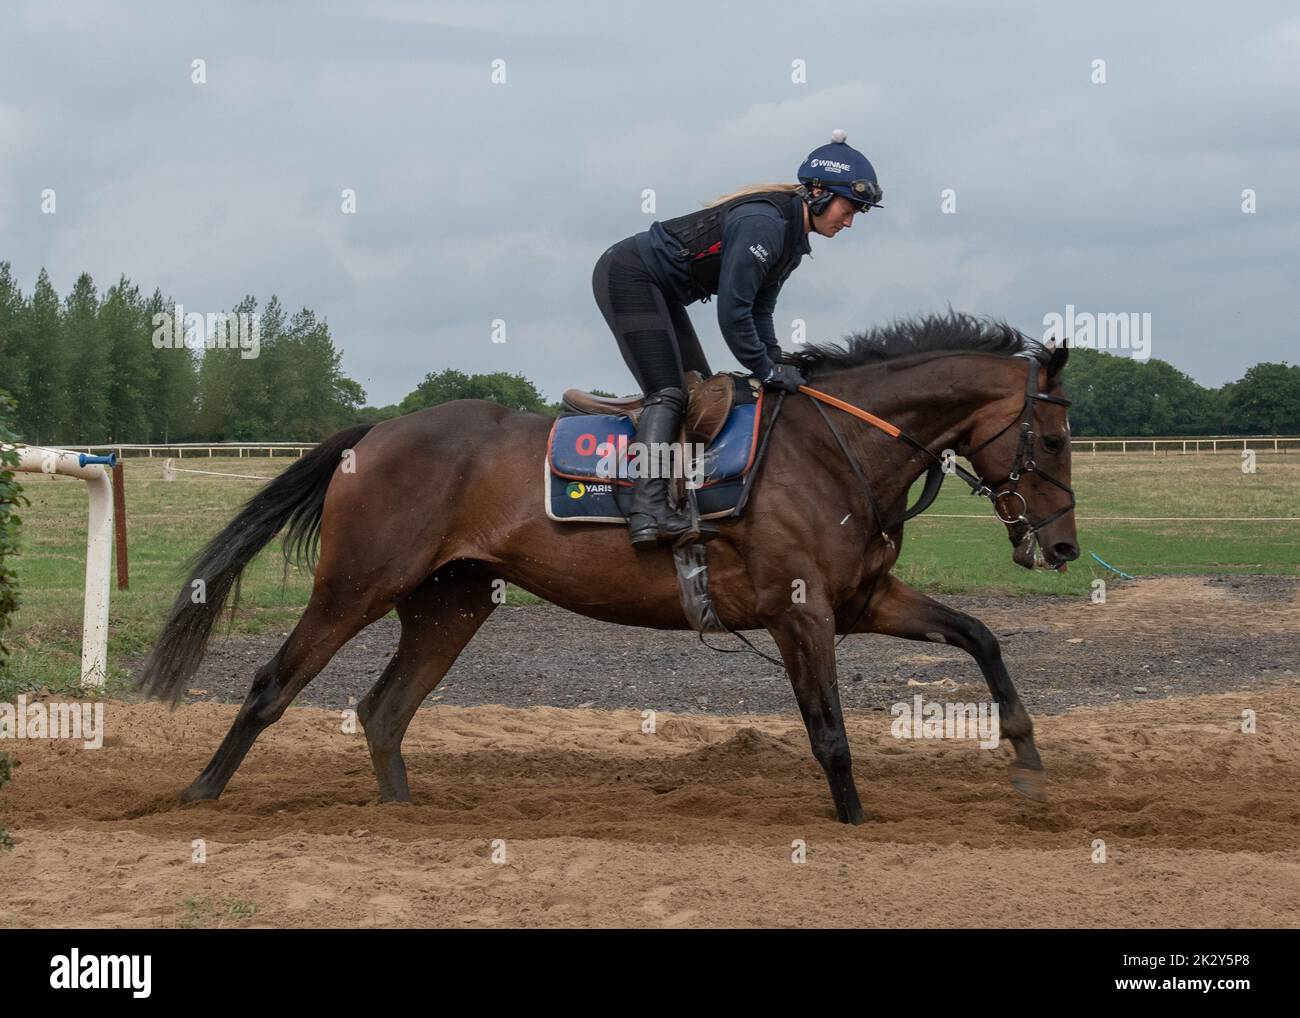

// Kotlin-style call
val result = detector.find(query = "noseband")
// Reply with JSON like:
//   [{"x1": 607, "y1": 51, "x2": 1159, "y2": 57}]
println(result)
[{"x1": 958, "y1": 355, "x2": 1076, "y2": 537}]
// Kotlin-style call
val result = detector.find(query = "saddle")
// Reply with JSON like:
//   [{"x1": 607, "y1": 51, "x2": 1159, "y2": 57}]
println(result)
[
  {"x1": 561, "y1": 370, "x2": 737, "y2": 446},
  {"x1": 549, "y1": 371, "x2": 768, "y2": 640},
  {"x1": 545, "y1": 372, "x2": 763, "y2": 524}
]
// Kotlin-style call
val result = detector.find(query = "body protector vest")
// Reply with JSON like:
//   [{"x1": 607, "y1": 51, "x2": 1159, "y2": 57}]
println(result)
[{"x1": 657, "y1": 189, "x2": 808, "y2": 303}]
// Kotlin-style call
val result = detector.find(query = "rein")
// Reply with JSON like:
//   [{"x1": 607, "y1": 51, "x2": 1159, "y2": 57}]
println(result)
[
  {"x1": 694, "y1": 354, "x2": 1076, "y2": 666},
  {"x1": 797, "y1": 354, "x2": 1075, "y2": 543}
]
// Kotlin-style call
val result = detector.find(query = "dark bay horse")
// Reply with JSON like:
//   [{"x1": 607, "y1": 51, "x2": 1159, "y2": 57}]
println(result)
[{"x1": 139, "y1": 313, "x2": 1078, "y2": 824}]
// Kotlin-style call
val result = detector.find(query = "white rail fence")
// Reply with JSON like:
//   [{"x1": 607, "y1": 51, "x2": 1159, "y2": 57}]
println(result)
[
  {"x1": 62, "y1": 436, "x2": 1300, "y2": 460},
  {"x1": 8, "y1": 436, "x2": 1293, "y2": 690},
  {"x1": 1078, "y1": 436, "x2": 1299, "y2": 454},
  {"x1": 68, "y1": 442, "x2": 313, "y2": 459}
]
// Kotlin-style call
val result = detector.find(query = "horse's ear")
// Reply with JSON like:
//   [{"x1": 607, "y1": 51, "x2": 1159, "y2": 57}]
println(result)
[{"x1": 1047, "y1": 342, "x2": 1069, "y2": 382}]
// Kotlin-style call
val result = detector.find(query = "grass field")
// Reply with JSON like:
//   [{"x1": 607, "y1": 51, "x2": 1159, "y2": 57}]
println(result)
[
  {"x1": 896, "y1": 450, "x2": 1300, "y2": 591},
  {"x1": 3, "y1": 449, "x2": 1297, "y2": 696}
]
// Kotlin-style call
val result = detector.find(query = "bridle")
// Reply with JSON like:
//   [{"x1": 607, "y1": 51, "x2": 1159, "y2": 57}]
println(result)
[
  {"x1": 695, "y1": 353, "x2": 1076, "y2": 667},
  {"x1": 956, "y1": 354, "x2": 1075, "y2": 536},
  {"x1": 797, "y1": 354, "x2": 1076, "y2": 544}
]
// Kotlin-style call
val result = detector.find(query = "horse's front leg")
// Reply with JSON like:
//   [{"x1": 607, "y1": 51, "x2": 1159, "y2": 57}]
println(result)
[
  {"x1": 861, "y1": 574, "x2": 1047, "y2": 801},
  {"x1": 765, "y1": 600, "x2": 865, "y2": 825}
]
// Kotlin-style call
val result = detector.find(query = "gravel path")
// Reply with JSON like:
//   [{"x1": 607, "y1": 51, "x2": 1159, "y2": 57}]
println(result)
[{"x1": 145, "y1": 573, "x2": 1300, "y2": 716}]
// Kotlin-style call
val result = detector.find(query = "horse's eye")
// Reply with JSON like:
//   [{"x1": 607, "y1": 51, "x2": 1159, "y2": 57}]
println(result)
[{"x1": 1042, "y1": 435, "x2": 1064, "y2": 454}]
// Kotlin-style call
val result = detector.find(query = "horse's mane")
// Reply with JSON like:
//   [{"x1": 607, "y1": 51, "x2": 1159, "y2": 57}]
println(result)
[{"x1": 804, "y1": 310, "x2": 1050, "y2": 376}]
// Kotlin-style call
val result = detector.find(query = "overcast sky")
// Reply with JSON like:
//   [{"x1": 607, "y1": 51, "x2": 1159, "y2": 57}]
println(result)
[{"x1": 2, "y1": 0, "x2": 1297, "y2": 405}]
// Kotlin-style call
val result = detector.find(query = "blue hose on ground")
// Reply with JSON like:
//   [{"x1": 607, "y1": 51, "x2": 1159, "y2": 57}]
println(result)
[{"x1": 1089, "y1": 551, "x2": 1134, "y2": 580}]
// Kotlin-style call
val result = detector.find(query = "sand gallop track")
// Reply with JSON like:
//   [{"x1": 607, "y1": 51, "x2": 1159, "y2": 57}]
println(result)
[{"x1": 3, "y1": 683, "x2": 1298, "y2": 928}]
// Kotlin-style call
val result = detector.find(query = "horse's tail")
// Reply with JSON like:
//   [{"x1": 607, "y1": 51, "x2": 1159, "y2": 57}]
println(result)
[{"x1": 136, "y1": 423, "x2": 375, "y2": 705}]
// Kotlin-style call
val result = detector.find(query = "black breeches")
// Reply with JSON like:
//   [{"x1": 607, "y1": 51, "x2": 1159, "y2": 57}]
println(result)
[{"x1": 592, "y1": 237, "x2": 711, "y2": 395}]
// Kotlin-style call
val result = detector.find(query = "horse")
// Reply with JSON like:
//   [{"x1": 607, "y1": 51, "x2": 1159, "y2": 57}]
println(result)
[{"x1": 138, "y1": 312, "x2": 1078, "y2": 824}]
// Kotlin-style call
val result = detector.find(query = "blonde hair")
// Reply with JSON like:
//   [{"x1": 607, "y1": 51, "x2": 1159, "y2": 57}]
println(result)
[{"x1": 704, "y1": 182, "x2": 802, "y2": 208}]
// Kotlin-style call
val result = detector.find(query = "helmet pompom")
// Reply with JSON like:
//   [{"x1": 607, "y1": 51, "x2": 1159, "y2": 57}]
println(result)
[{"x1": 830, "y1": 128, "x2": 847, "y2": 144}]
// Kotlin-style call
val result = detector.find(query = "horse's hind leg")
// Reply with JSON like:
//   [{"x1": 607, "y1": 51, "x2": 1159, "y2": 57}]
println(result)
[
  {"x1": 861, "y1": 574, "x2": 1046, "y2": 801},
  {"x1": 356, "y1": 562, "x2": 499, "y2": 802},
  {"x1": 180, "y1": 583, "x2": 397, "y2": 803}
]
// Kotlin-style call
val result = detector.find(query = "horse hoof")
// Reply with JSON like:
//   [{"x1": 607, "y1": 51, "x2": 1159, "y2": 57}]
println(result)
[
  {"x1": 1009, "y1": 765, "x2": 1048, "y2": 802},
  {"x1": 179, "y1": 784, "x2": 218, "y2": 804}
]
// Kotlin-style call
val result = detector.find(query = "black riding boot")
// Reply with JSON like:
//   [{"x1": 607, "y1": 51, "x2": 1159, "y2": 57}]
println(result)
[{"x1": 621, "y1": 387, "x2": 698, "y2": 547}]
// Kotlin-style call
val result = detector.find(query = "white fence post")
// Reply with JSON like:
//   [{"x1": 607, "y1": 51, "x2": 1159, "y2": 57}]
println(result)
[{"x1": 4, "y1": 445, "x2": 116, "y2": 687}]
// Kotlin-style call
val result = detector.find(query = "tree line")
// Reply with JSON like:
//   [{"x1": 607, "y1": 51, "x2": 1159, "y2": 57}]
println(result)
[
  {"x1": 1, "y1": 262, "x2": 1296, "y2": 441},
  {"x1": 1064, "y1": 347, "x2": 1300, "y2": 437},
  {"x1": 0, "y1": 264, "x2": 364, "y2": 444}
]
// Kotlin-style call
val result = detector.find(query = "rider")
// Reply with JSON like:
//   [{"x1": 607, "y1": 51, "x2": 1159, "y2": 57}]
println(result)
[{"x1": 592, "y1": 129, "x2": 883, "y2": 547}]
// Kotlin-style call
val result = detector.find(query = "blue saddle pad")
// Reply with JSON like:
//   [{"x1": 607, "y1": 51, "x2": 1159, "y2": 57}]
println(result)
[
  {"x1": 549, "y1": 403, "x2": 758, "y2": 483},
  {"x1": 545, "y1": 392, "x2": 762, "y2": 524}
]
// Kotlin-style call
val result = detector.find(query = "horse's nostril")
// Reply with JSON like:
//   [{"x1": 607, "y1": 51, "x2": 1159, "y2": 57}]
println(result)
[{"x1": 1052, "y1": 542, "x2": 1079, "y2": 562}]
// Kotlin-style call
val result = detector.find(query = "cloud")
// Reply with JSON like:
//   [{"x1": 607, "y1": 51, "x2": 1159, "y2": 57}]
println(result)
[{"x1": 1, "y1": 0, "x2": 1295, "y2": 401}]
